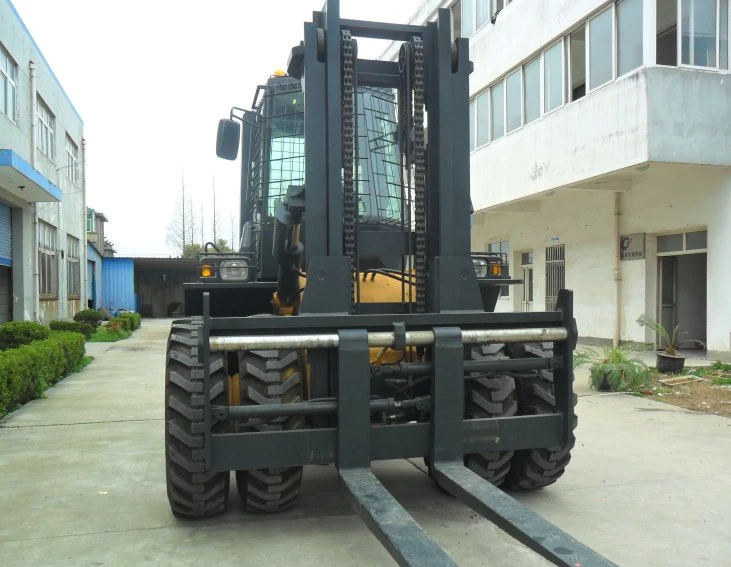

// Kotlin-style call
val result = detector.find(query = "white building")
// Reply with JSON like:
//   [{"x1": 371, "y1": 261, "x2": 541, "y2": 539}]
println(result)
[
  {"x1": 0, "y1": 0, "x2": 87, "y2": 323},
  {"x1": 387, "y1": 0, "x2": 731, "y2": 360}
]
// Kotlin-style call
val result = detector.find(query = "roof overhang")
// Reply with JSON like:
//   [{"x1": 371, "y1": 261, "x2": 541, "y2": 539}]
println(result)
[{"x1": 0, "y1": 150, "x2": 62, "y2": 203}]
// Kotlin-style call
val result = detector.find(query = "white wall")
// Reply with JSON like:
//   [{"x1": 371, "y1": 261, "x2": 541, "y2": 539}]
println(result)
[{"x1": 473, "y1": 164, "x2": 731, "y2": 357}]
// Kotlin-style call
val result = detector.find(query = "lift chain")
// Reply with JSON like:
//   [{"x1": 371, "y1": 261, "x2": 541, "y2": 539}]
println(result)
[
  {"x1": 341, "y1": 29, "x2": 357, "y2": 314},
  {"x1": 411, "y1": 36, "x2": 427, "y2": 313}
]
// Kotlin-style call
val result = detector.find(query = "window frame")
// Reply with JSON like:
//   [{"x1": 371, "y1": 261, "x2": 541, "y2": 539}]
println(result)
[
  {"x1": 587, "y1": 5, "x2": 617, "y2": 92},
  {"x1": 505, "y1": 67, "x2": 523, "y2": 134},
  {"x1": 67, "y1": 235, "x2": 81, "y2": 299},
  {"x1": 543, "y1": 39, "x2": 566, "y2": 115},
  {"x1": 0, "y1": 44, "x2": 18, "y2": 123},
  {"x1": 65, "y1": 135, "x2": 80, "y2": 185},
  {"x1": 523, "y1": 56, "x2": 542, "y2": 124},
  {"x1": 36, "y1": 95, "x2": 56, "y2": 162},
  {"x1": 38, "y1": 221, "x2": 58, "y2": 299},
  {"x1": 677, "y1": 0, "x2": 730, "y2": 70},
  {"x1": 616, "y1": 0, "x2": 645, "y2": 78}
]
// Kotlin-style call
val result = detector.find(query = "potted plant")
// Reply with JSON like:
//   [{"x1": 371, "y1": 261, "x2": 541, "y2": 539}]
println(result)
[
  {"x1": 636, "y1": 314, "x2": 702, "y2": 374},
  {"x1": 574, "y1": 346, "x2": 650, "y2": 392}
]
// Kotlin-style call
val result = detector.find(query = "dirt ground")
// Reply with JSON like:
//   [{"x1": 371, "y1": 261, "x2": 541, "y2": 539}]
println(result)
[{"x1": 637, "y1": 364, "x2": 731, "y2": 418}]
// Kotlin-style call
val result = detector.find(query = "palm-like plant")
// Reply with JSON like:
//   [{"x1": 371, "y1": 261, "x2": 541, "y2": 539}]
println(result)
[
  {"x1": 574, "y1": 346, "x2": 650, "y2": 392},
  {"x1": 636, "y1": 314, "x2": 680, "y2": 355}
]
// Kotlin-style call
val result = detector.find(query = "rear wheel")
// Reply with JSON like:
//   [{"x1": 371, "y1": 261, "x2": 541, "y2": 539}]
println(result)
[
  {"x1": 234, "y1": 349, "x2": 305, "y2": 512},
  {"x1": 165, "y1": 319, "x2": 230, "y2": 518},
  {"x1": 504, "y1": 343, "x2": 577, "y2": 491}
]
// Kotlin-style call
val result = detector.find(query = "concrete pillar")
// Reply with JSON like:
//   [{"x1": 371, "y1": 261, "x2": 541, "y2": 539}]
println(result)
[
  {"x1": 706, "y1": 178, "x2": 731, "y2": 361},
  {"x1": 11, "y1": 206, "x2": 34, "y2": 320}
]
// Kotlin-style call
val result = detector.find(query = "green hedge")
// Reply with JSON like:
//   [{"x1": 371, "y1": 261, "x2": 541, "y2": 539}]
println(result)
[
  {"x1": 0, "y1": 321, "x2": 50, "y2": 351},
  {"x1": 73, "y1": 309, "x2": 104, "y2": 328},
  {"x1": 0, "y1": 331, "x2": 86, "y2": 416},
  {"x1": 49, "y1": 320, "x2": 94, "y2": 340},
  {"x1": 109, "y1": 316, "x2": 131, "y2": 331},
  {"x1": 118, "y1": 312, "x2": 141, "y2": 330}
]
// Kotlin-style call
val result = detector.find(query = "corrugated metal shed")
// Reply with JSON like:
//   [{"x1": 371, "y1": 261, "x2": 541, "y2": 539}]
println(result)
[{"x1": 102, "y1": 257, "x2": 136, "y2": 312}]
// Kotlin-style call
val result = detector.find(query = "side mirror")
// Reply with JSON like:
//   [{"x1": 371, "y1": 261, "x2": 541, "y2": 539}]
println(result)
[{"x1": 216, "y1": 119, "x2": 240, "y2": 160}]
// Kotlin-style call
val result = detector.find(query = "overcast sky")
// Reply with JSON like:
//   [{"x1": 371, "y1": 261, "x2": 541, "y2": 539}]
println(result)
[{"x1": 11, "y1": 0, "x2": 422, "y2": 256}]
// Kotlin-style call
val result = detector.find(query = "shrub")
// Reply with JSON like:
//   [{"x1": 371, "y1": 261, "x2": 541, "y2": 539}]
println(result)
[
  {"x1": 0, "y1": 321, "x2": 50, "y2": 351},
  {"x1": 49, "y1": 320, "x2": 94, "y2": 340},
  {"x1": 118, "y1": 312, "x2": 141, "y2": 330},
  {"x1": 89, "y1": 326, "x2": 131, "y2": 342},
  {"x1": 73, "y1": 309, "x2": 104, "y2": 328},
  {"x1": 0, "y1": 331, "x2": 86, "y2": 416},
  {"x1": 109, "y1": 316, "x2": 131, "y2": 331}
]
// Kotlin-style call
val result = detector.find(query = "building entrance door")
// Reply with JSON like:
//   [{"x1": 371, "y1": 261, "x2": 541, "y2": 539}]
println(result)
[{"x1": 520, "y1": 251, "x2": 534, "y2": 312}]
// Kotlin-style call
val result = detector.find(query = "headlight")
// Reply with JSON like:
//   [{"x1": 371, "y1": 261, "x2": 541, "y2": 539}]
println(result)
[
  {"x1": 219, "y1": 259, "x2": 250, "y2": 281},
  {"x1": 472, "y1": 258, "x2": 488, "y2": 278}
]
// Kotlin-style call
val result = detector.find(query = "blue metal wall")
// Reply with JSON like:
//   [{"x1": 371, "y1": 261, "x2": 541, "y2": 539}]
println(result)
[
  {"x1": 102, "y1": 257, "x2": 135, "y2": 312},
  {"x1": 0, "y1": 203, "x2": 11, "y2": 267},
  {"x1": 87, "y1": 243, "x2": 103, "y2": 309}
]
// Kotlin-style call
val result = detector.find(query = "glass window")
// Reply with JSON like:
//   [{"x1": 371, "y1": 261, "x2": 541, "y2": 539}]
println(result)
[
  {"x1": 476, "y1": 0, "x2": 490, "y2": 29},
  {"x1": 544, "y1": 41, "x2": 564, "y2": 112},
  {"x1": 476, "y1": 91, "x2": 490, "y2": 146},
  {"x1": 721, "y1": 0, "x2": 729, "y2": 69},
  {"x1": 686, "y1": 230, "x2": 708, "y2": 249},
  {"x1": 681, "y1": 0, "x2": 718, "y2": 67},
  {"x1": 506, "y1": 69, "x2": 522, "y2": 133},
  {"x1": 38, "y1": 221, "x2": 58, "y2": 298},
  {"x1": 451, "y1": 0, "x2": 462, "y2": 39},
  {"x1": 570, "y1": 27, "x2": 587, "y2": 100},
  {"x1": 66, "y1": 136, "x2": 80, "y2": 185},
  {"x1": 521, "y1": 251, "x2": 534, "y2": 265},
  {"x1": 469, "y1": 98, "x2": 476, "y2": 151},
  {"x1": 67, "y1": 236, "x2": 80, "y2": 299},
  {"x1": 657, "y1": 233, "x2": 683, "y2": 252},
  {"x1": 462, "y1": 0, "x2": 474, "y2": 37},
  {"x1": 36, "y1": 96, "x2": 55, "y2": 161},
  {"x1": 657, "y1": 0, "x2": 679, "y2": 65},
  {"x1": 523, "y1": 58, "x2": 540, "y2": 123},
  {"x1": 86, "y1": 210, "x2": 95, "y2": 233},
  {"x1": 0, "y1": 44, "x2": 17, "y2": 121},
  {"x1": 618, "y1": 0, "x2": 644, "y2": 75},
  {"x1": 590, "y1": 8, "x2": 614, "y2": 89},
  {"x1": 490, "y1": 81, "x2": 505, "y2": 141}
]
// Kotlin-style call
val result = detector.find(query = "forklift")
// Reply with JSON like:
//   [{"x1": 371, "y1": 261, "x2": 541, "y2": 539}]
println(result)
[{"x1": 165, "y1": 2, "x2": 615, "y2": 565}]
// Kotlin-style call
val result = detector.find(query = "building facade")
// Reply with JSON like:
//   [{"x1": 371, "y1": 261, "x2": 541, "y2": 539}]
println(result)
[
  {"x1": 387, "y1": 0, "x2": 731, "y2": 360},
  {"x1": 0, "y1": 0, "x2": 87, "y2": 323}
]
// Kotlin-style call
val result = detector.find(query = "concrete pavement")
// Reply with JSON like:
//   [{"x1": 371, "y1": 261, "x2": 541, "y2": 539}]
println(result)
[{"x1": 1, "y1": 319, "x2": 730, "y2": 566}]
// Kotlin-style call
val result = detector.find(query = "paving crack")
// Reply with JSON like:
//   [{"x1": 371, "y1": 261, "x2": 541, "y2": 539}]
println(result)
[{"x1": 0, "y1": 418, "x2": 163, "y2": 429}]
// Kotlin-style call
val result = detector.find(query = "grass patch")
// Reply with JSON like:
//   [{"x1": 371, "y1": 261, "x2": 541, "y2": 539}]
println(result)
[
  {"x1": 88, "y1": 327, "x2": 131, "y2": 343},
  {"x1": 712, "y1": 377, "x2": 731, "y2": 386},
  {"x1": 72, "y1": 355, "x2": 94, "y2": 372}
]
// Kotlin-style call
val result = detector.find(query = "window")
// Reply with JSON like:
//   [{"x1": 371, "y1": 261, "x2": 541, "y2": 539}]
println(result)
[
  {"x1": 38, "y1": 221, "x2": 57, "y2": 298},
  {"x1": 86, "y1": 209, "x2": 95, "y2": 233},
  {"x1": 506, "y1": 69, "x2": 522, "y2": 132},
  {"x1": 523, "y1": 57, "x2": 541, "y2": 123},
  {"x1": 451, "y1": 0, "x2": 462, "y2": 39},
  {"x1": 657, "y1": 230, "x2": 708, "y2": 253},
  {"x1": 65, "y1": 136, "x2": 79, "y2": 185},
  {"x1": 488, "y1": 240, "x2": 510, "y2": 297},
  {"x1": 682, "y1": 0, "x2": 717, "y2": 66},
  {"x1": 618, "y1": 0, "x2": 644, "y2": 75},
  {"x1": 476, "y1": 90, "x2": 490, "y2": 146},
  {"x1": 462, "y1": 0, "x2": 474, "y2": 37},
  {"x1": 490, "y1": 80, "x2": 505, "y2": 140},
  {"x1": 37, "y1": 96, "x2": 55, "y2": 161},
  {"x1": 589, "y1": 8, "x2": 614, "y2": 89},
  {"x1": 67, "y1": 235, "x2": 80, "y2": 299},
  {"x1": 544, "y1": 41, "x2": 564, "y2": 112},
  {"x1": 491, "y1": 0, "x2": 505, "y2": 17},
  {"x1": 657, "y1": 0, "x2": 679, "y2": 65},
  {"x1": 0, "y1": 44, "x2": 17, "y2": 122},
  {"x1": 469, "y1": 98, "x2": 476, "y2": 151},
  {"x1": 476, "y1": 0, "x2": 490, "y2": 29},
  {"x1": 569, "y1": 27, "x2": 587, "y2": 100}
]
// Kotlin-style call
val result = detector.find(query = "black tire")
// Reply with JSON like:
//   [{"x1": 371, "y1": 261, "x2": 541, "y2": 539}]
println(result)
[
  {"x1": 426, "y1": 345, "x2": 518, "y2": 487},
  {"x1": 165, "y1": 319, "x2": 230, "y2": 518},
  {"x1": 504, "y1": 342, "x2": 578, "y2": 491},
  {"x1": 463, "y1": 345, "x2": 518, "y2": 486},
  {"x1": 234, "y1": 349, "x2": 304, "y2": 512}
]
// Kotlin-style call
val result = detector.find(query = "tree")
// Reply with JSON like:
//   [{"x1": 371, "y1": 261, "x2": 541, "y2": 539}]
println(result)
[
  {"x1": 214, "y1": 238, "x2": 233, "y2": 252},
  {"x1": 183, "y1": 243, "x2": 203, "y2": 258},
  {"x1": 166, "y1": 175, "x2": 188, "y2": 255}
]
